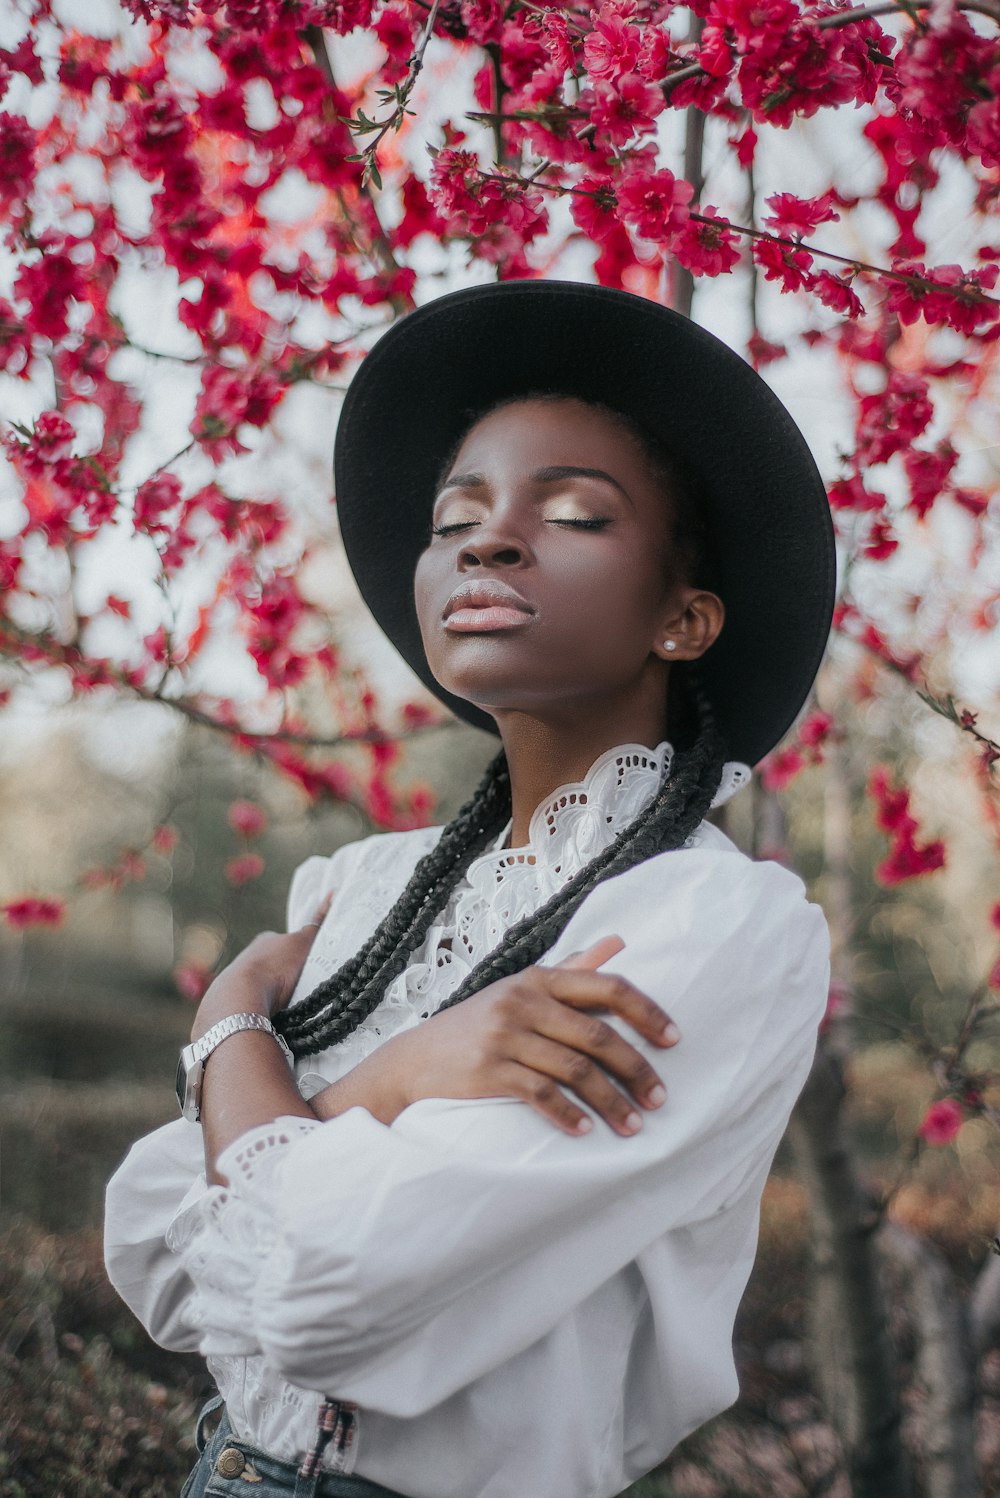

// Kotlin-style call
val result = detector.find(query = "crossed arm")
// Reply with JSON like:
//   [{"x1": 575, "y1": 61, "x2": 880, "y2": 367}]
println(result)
[{"x1": 193, "y1": 923, "x2": 682, "y2": 1185}]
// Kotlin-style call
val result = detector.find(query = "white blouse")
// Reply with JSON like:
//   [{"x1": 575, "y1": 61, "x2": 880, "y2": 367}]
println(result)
[{"x1": 104, "y1": 742, "x2": 828, "y2": 1498}]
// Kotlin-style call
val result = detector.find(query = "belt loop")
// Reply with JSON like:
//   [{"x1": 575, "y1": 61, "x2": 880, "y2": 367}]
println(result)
[
  {"x1": 195, "y1": 1393, "x2": 225, "y2": 1453},
  {"x1": 296, "y1": 1397, "x2": 358, "y2": 1495}
]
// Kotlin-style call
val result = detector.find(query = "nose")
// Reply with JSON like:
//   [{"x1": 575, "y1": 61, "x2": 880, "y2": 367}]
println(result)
[{"x1": 457, "y1": 515, "x2": 530, "y2": 570}]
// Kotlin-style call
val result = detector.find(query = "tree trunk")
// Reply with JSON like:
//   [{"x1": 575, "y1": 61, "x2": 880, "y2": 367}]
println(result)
[
  {"x1": 789, "y1": 1050, "x2": 913, "y2": 1498},
  {"x1": 971, "y1": 1247, "x2": 1000, "y2": 1358},
  {"x1": 878, "y1": 1222, "x2": 977, "y2": 1498},
  {"x1": 753, "y1": 771, "x2": 913, "y2": 1496}
]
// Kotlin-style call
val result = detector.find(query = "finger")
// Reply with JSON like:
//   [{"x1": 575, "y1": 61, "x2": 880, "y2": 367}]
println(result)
[
  {"x1": 543, "y1": 968, "x2": 680, "y2": 1048},
  {"x1": 555, "y1": 935, "x2": 625, "y2": 971},
  {"x1": 512, "y1": 1032, "x2": 653, "y2": 1136},
  {"x1": 495, "y1": 1060, "x2": 596, "y2": 1137},
  {"x1": 520, "y1": 1007, "x2": 667, "y2": 1111},
  {"x1": 299, "y1": 892, "x2": 334, "y2": 932}
]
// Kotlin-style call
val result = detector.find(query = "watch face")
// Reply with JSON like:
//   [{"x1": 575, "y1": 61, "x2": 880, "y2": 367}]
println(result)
[{"x1": 175, "y1": 1053, "x2": 188, "y2": 1116}]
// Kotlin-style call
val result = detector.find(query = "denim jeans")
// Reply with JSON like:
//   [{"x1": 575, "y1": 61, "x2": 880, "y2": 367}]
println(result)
[{"x1": 179, "y1": 1397, "x2": 409, "y2": 1498}]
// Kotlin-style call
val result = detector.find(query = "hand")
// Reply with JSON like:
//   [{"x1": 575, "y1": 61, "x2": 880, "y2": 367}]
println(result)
[
  {"x1": 192, "y1": 898, "x2": 332, "y2": 1042},
  {"x1": 363, "y1": 936, "x2": 680, "y2": 1137}
]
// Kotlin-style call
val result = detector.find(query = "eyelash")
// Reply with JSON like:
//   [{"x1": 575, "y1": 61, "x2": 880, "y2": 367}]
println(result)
[{"x1": 430, "y1": 518, "x2": 612, "y2": 537}]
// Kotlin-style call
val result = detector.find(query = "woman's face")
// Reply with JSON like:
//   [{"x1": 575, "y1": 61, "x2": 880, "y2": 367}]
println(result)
[{"x1": 412, "y1": 397, "x2": 723, "y2": 726}]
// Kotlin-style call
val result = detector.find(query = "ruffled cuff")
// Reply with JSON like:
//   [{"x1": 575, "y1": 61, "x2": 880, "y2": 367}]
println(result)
[{"x1": 166, "y1": 1117, "x2": 322, "y2": 1357}]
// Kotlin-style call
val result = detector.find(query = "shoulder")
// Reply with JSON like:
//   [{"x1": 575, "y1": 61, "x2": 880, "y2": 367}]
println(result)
[
  {"x1": 547, "y1": 831, "x2": 829, "y2": 1011},
  {"x1": 286, "y1": 825, "x2": 445, "y2": 930},
  {"x1": 601, "y1": 820, "x2": 816, "y2": 916}
]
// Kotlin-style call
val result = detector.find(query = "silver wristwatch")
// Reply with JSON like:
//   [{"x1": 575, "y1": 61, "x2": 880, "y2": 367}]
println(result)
[{"x1": 175, "y1": 1013, "x2": 294, "y2": 1122}]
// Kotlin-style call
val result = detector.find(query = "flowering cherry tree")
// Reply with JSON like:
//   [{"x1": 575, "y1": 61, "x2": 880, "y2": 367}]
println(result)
[{"x1": 2, "y1": 0, "x2": 1000, "y2": 1488}]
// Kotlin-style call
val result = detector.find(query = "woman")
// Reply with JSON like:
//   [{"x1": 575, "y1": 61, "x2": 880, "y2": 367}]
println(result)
[{"x1": 105, "y1": 280, "x2": 835, "y2": 1498}]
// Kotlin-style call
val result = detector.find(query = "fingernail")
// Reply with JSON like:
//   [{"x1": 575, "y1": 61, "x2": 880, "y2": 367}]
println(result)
[
  {"x1": 662, "y1": 1021, "x2": 680, "y2": 1044},
  {"x1": 576, "y1": 1117, "x2": 593, "y2": 1134},
  {"x1": 624, "y1": 1111, "x2": 642, "y2": 1133},
  {"x1": 646, "y1": 1084, "x2": 666, "y2": 1107}
]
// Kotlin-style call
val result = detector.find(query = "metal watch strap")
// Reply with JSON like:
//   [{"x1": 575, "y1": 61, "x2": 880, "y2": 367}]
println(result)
[
  {"x1": 176, "y1": 1012, "x2": 293, "y2": 1122},
  {"x1": 192, "y1": 1012, "x2": 288, "y2": 1062}
]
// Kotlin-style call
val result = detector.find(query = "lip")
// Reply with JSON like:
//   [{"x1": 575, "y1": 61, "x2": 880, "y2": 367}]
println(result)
[{"x1": 442, "y1": 580, "x2": 535, "y2": 623}]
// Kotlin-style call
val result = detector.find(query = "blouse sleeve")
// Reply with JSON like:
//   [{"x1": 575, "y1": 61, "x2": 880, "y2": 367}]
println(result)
[
  {"x1": 165, "y1": 849, "x2": 830, "y2": 1415},
  {"x1": 103, "y1": 839, "x2": 364, "y2": 1350}
]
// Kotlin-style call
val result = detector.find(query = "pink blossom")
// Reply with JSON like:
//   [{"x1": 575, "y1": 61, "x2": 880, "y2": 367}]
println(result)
[
  {"x1": 799, "y1": 711, "x2": 834, "y2": 751},
  {"x1": 586, "y1": 74, "x2": 665, "y2": 147},
  {"x1": 862, "y1": 515, "x2": 898, "y2": 561},
  {"x1": 868, "y1": 766, "x2": 918, "y2": 837},
  {"x1": 828, "y1": 475, "x2": 887, "y2": 513},
  {"x1": 764, "y1": 191, "x2": 840, "y2": 238},
  {"x1": 0, "y1": 111, "x2": 37, "y2": 213},
  {"x1": 759, "y1": 746, "x2": 806, "y2": 790},
  {"x1": 869, "y1": 768, "x2": 946, "y2": 885},
  {"x1": 539, "y1": 13, "x2": 575, "y2": 74},
  {"x1": 753, "y1": 237, "x2": 814, "y2": 293},
  {"x1": 190, "y1": 366, "x2": 284, "y2": 459},
  {"x1": 819, "y1": 981, "x2": 848, "y2": 1035},
  {"x1": 672, "y1": 211, "x2": 741, "y2": 276},
  {"x1": 876, "y1": 837, "x2": 946, "y2": 885},
  {"x1": 228, "y1": 799, "x2": 267, "y2": 837},
  {"x1": 810, "y1": 269, "x2": 864, "y2": 319},
  {"x1": 15, "y1": 251, "x2": 88, "y2": 341},
  {"x1": 917, "y1": 1098, "x2": 963, "y2": 1146},
  {"x1": 856, "y1": 372, "x2": 933, "y2": 465},
  {"x1": 885, "y1": 261, "x2": 1000, "y2": 334},
  {"x1": 571, "y1": 176, "x2": 620, "y2": 243},
  {"x1": 134, "y1": 472, "x2": 183, "y2": 534},
  {"x1": 152, "y1": 824, "x2": 179, "y2": 853},
  {"x1": 903, "y1": 441, "x2": 957, "y2": 520},
  {"x1": 617, "y1": 168, "x2": 693, "y2": 243},
  {"x1": 225, "y1": 852, "x2": 266, "y2": 885},
  {"x1": 697, "y1": 23, "x2": 733, "y2": 79},
  {"x1": 3, "y1": 897, "x2": 65, "y2": 928},
  {"x1": 461, "y1": 0, "x2": 504, "y2": 46},
  {"x1": 174, "y1": 961, "x2": 213, "y2": 1002},
  {"x1": 584, "y1": 11, "x2": 641, "y2": 81}
]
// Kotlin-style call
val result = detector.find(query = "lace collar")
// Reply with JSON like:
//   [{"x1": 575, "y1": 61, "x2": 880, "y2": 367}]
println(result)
[{"x1": 483, "y1": 740, "x2": 751, "y2": 873}]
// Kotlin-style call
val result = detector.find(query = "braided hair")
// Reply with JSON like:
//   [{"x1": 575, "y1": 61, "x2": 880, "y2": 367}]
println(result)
[{"x1": 274, "y1": 398, "x2": 729, "y2": 1058}]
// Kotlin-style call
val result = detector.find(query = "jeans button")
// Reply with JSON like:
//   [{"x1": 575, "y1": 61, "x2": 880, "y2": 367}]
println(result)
[{"x1": 215, "y1": 1447, "x2": 246, "y2": 1478}]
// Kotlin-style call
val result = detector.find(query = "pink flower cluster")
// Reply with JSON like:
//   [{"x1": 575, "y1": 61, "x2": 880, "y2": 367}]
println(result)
[
  {"x1": 2, "y1": 897, "x2": 65, "y2": 929},
  {"x1": 759, "y1": 711, "x2": 835, "y2": 791},
  {"x1": 868, "y1": 767, "x2": 946, "y2": 886},
  {"x1": 917, "y1": 1098, "x2": 963, "y2": 1147}
]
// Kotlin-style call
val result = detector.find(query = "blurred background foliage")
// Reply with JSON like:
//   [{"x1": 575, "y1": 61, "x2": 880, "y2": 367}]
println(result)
[{"x1": 2, "y1": 683, "x2": 998, "y2": 1496}]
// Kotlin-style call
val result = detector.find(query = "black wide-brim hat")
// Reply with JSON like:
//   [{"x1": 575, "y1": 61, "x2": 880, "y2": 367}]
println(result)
[{"x1": 334, "y1": 279, "x2": 836, "y2": 768}]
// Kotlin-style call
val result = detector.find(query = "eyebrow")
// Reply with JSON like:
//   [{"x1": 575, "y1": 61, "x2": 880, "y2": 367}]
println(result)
[{"x1": 437, "y1": 465, "x2": 634, "y2": 506}]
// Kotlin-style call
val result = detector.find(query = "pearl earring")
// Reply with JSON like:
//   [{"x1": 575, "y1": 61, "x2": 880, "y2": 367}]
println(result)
[{"x1": 663, "y1": 640, "x2": 677, "y2": 652}]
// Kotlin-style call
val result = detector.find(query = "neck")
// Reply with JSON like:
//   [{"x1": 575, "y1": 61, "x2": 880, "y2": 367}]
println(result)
[{"x1": 494, "y1": 695, "x2": 671, "y2": 849}]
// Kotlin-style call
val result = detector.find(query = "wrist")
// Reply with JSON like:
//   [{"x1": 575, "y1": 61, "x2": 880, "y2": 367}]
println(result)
[
  {"x1": 312, "y1": 1042, "x2": 412, "y2": 1126},
  {"x1": 192, "y1": 974, "x2": 272, "y2": 1043}
]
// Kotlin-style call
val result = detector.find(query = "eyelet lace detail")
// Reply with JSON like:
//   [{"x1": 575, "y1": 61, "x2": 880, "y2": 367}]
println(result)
[
  {"x1": 223, "y1": 1119, "x2": 322, "y2": 1197},
  {"x1": 285, "y1": 742, "x2": 751, "y2": 1088}
]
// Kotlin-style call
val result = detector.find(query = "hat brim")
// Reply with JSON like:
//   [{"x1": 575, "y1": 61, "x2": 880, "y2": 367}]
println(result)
[{"x1": 334, "y1": 280, "x2": 836, "y2": 768}]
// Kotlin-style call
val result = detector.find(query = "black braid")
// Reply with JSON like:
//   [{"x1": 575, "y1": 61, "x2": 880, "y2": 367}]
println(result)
[
  {"x1": 435, "y1": 680, "x2": 725, "y2": 1014},
  {"x1": 276, "y1": 682, "x2": 726, "y2": 1057},
  {"x1": 273, "y1": 750, "x2": 512, "y2": 1055}
]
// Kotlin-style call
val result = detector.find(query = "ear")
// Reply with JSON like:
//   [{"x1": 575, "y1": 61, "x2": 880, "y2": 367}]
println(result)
[{"x1": 653, "y1": 587, "x2": 725, "y2": 662}]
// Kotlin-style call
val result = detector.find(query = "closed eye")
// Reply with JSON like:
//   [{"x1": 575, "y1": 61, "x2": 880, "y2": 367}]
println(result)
[{"x1": 430, "y1": 518, "x2": 613, "y2": 536}]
